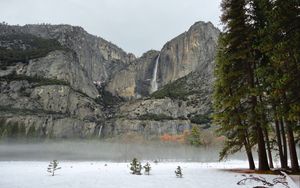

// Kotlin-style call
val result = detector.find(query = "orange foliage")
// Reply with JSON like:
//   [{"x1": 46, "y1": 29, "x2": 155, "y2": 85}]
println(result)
[
  {"x1": 215, "y1": 136, "x2": 225, "y2": 142},
  {"x1": 160, "y1": 130, "x2": 191, "y2": 144}
]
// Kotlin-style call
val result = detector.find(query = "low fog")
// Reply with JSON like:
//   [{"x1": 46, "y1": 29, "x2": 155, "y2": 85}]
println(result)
[{"x1": 0, "y1": 140, "x2": 249, "y2": 162}]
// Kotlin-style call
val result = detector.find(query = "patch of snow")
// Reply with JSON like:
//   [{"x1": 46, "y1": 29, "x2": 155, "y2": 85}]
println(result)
[{"x1": 0, "y1": 160, "x2": 297, "y2": 188}]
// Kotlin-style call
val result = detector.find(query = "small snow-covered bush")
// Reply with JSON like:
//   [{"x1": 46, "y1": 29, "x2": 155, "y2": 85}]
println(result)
[
  {"x1": 130, "y1": 158, "x2": 142, "y2": 175},
  {"x1": 143, "y1": 162, "x2": 151, "y2": 175},
  {"x1": 175, "y1": 166, "x2": 183, "y2": 178},
  {"x1": 47, "y1": 160, "x2": 61, "y2": 176}
]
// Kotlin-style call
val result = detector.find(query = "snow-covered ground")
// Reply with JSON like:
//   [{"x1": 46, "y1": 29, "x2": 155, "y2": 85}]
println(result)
[{"x1": 0, "y1": 160, "x2": 298, "y2": 188}]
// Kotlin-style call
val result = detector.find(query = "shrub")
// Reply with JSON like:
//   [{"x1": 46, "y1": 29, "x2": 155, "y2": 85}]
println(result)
[
  {"x1": 130, "y1": 158, "x2": 142, "y2": 175},
  {"x1": 143, "y1": 162, "x2": 151, "y2": 175},
  {"x1": 138, "y1": 113, "x2": 173, "y2": 121},
  {"x1": 189, "y1": 114, "x2": 211, "y2": 125},
  {"x1": 160, "y1": 132, "x2": 188, "y2": 144},
  {"x1": 175, "y1": 166, "x2": 183, "y2": 178},
  {"x1": 187, "y1": 126, "x2": 202, "y2": 147}
]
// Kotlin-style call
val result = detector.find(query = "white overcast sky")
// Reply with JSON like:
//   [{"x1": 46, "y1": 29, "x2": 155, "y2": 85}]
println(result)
[{"x1": 0, "y1": 0, "x2": 222, "y2": 56}]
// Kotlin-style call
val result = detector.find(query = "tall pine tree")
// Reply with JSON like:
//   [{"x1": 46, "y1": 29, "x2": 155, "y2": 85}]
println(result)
[
  {"x1": 267, "y1": 0, "x2": 300, "y2": 171},
  {"x1": 214, "y1": 34, "x2": 256, "y2": 170},
  {"x1": 214, "y1": 0, "x2": 299, "y2": 171},
  {"x1": 214, "y1": 0, "x2": 270, "y2": 170}
]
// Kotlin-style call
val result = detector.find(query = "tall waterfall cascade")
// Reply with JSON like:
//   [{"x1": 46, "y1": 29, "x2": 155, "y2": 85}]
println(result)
[{"x1": 150, "y1": 54, "x2": 160, "y2": 93}]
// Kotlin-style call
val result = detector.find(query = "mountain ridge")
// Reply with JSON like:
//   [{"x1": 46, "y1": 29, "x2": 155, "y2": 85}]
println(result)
[{"x1": 0, "y1": 21, "x2": 220, "y2": 139}]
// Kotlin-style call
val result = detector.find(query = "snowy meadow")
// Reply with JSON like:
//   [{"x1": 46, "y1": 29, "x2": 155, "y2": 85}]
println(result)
[{"x1": 0, "y1": 141, "x2": 298, "y2": 188}]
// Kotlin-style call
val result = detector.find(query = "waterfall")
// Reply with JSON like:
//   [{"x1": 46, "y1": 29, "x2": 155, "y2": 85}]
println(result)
[
  {"x1": 98, "y1": 125, "x2": 103, "y2": 138},
  {"x1": 150, "y1": 54, "x2": 160, "y2": 93}
]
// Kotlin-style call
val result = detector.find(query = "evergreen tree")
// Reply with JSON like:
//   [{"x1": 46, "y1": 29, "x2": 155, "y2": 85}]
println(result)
[
  {"x1": 143, "y1": 162, "x2": 151, "y2": 175},
  {"x1": 214, "y1": 0, "x2": 261, "y2": 170},
  {"x1": 47, "y1": 160, "x2": 61, "y2": 176},
  {"x1": 130, "y1": 158, "x2": 142, "y2": 175},
  {"x1": 214, "y1": 0, "x2": 273, "y2": 170},
  {"x1": 215, "y1": 0, "x2": 299, "y2": 171},
  {"x1": 267, "y1": 0, "x2": 300, "y2": 171},
  {"x1": 248, "y1": 0, "x2": 275, "y2": 169},
  {"x1": 214, "y1": 34, "x2": 255, "y2": 170},
  {"x1": 188, "y1": 126, "x2": 202, "y2": 146},
  {"x1": 251, "y1": 0, "x2": 299, "y2": 171},
  {"x1": 248, "y1": 0, "x2": 290, "y2": 170},
  {"x1": 175, "y1": 166, "x2": 183, "y2": 178}
]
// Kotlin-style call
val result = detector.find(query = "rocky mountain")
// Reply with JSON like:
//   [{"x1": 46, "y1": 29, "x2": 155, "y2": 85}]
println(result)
[
  {"x1": 0, "y1": 21, "x2": 220, "y2": 139},
  {"x1": 106, "y1": 50, "x2": 160, "y2": 98},
  {"x1": 0, "y1": 24, "x2": 136, "y2": 83},
  {"x1": 106, "y1": 21, "x2": 219, "y2": 98}
]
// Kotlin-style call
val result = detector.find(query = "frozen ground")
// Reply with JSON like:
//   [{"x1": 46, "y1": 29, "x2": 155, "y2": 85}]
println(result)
[{"x1": 0, "y1": 160, "x2": 298, "y2": 188}]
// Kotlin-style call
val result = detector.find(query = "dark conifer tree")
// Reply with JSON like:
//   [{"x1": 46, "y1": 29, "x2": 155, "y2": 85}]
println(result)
[
  {"x1": 214, "y1": 34, "x2": 255, "y2": 170},
  {"x1": 214, "y1": 0, "x2": 270, "y2": 170},
  {"x1": 215, "y1": 0, "x2": 299, "y2": 171},
  {"x1": 247, "y1": 0, "x2": 275, "y2": 169},
  {"x1": 267, "y1": 0, "x2": 300, "y2": 171}
]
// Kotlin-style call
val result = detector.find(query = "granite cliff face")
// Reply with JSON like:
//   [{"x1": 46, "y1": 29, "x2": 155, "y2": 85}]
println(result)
[
  {"x1": 106, "y1": 21, "x2": 220, "y2": 98},
  {"x1": 106, "y1": 50, "x2": 160, "y2": 98},
  {"x1": 0, "y1": 24, "x2": 135, "y2": 83},
  {"x1": 0, "y1": 21, "x2": 220, "y2": 139},
  {"x1": 159, "y1": 22, "x2": 219, "y2": 85},
  {"x1": 0, "y1": 50, "x2": 104, "y2": 138},
  {"x1": 0, "y1": 24, "x2": 132, "y2": 138},
  {"x1": 104, "y1": 21, "x2": 219, "y2": 137}
]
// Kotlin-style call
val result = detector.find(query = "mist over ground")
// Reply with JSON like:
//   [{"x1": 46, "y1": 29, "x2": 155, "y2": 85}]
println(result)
[{"x1": 0, "y1": 140, "x2": 248, "y2": 162}]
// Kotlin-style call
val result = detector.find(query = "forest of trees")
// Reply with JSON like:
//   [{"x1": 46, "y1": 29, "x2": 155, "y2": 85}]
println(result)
[{"x1": 213, "y1": 0, "x2": 299, "y2": 171}]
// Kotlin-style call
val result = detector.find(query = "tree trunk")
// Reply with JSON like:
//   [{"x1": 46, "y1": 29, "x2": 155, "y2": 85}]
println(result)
[
  {"x1": 285, "y1": 120, "x2": 299, "y2": 171},
  {"x1": 256, "y1": 124, "x2": 270, "y2": 170},
  {"x1": 251, "y1": 94, "x2": 269, "y2": 170},
  {"x1": 263, "y1": 128, "x2": 274, "y2": 168},
  {"x1": 247, "y1": 60, "x2": 269, "y2": 171},
  {"x1": 245, "y1": 147, "x2": 256, "y2": 170},
  {"x1": 274, "y1": 116, "x2": 286, "y2": 169},
  {"x1": 280, "y1": 117, "x2": 288, "y2": 168},
  {"x1": 233, "y1": 100, "x2": 255, "y2": 170},
  {"x1": 244, "y1": 136, "x2": 255, "y2": 170}
]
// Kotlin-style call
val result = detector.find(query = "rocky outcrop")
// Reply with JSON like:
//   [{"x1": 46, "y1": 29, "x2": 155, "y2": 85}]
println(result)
[
  {"x1": 0, "y1": 24, "x2": 135, "y2": 83},
  {"x1": 0, "y1": 23, "x2": 138, "y2": 138},
  {"x1": 106, "y1": 21, "x2": 220, "y2": 98},
  {"x1": 104, "y1": 21, "x2": 219, "y2": 136},
  {"x1": 108, "y1": 71, "x2": 213, "y2": 137},
  {"x1": 112, "y1": 119, "x2": 192, "y2": 139},
  {"x1": 20, "y1": 50, "x2": 98, "y2": 98},
  {"x1": 0, "y1": 115, "x2": 99, "y2": 138},
  {"x1": 106, "y1": 50, "x2": 159, "y2": 98},
  {"x1": 0, "y1": 80, "x2": 104, "y2": 138},
  {"x1": 0, "y1": 36, "x2": 105, "y2": 138},
  {"x1": 158, "y1": 21, "x2": 219, "y2": 86},
  {"x1": 0, "y1": 21, "x2": 219, "y2": 139}
]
